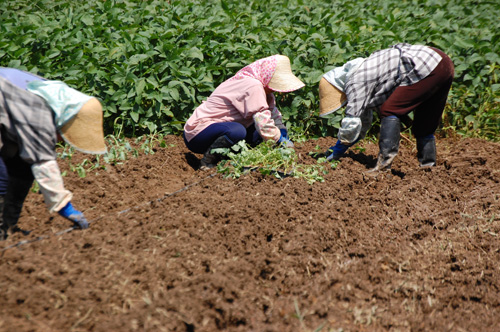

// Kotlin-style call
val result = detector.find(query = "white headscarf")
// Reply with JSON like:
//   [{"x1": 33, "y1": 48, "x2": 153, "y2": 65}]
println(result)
[{"x1": 322, "y1": 57, "x2": 365, "y2": 92}]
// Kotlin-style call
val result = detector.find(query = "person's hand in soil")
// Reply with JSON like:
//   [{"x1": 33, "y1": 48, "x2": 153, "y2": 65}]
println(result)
[
  {"x1": 277, "y1": 128, "x2": 294, "y2": 148},
  {"x1": 277, "y1": 135, "x2": 294, "y2": 148},
  {"x1": 58, "y1": 202, "x2": 89, "y2": 229},
  {"x1": 326, "y1": 140, "x2": 351, "y2": 161},
  {"x1": 325, "y1": 139, "x2": 360, "y2": 161}
]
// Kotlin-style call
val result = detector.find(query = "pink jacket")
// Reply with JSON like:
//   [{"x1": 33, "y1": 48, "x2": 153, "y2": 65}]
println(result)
[{"x1": 183, "y1": 77, "x2": 285, "y2": 142}]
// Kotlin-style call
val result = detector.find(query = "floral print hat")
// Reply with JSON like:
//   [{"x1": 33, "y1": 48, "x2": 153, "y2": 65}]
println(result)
[{"x1": 229, "y1": 55, "x2": 305, "y2": 93}]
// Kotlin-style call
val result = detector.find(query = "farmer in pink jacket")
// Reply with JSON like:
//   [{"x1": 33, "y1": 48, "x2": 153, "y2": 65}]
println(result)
[{"x1": 183, "y1": 55, "x2": 305, "y2": 169}]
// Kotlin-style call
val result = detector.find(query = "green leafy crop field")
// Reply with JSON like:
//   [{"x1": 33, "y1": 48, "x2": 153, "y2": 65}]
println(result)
[{"x1": 1, "y1": 0, "x2": 499, "y2": 140}]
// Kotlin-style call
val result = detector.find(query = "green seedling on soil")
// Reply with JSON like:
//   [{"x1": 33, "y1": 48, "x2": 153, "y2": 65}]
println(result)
[
  {"x1": 103, "y1": 135, "x2": 138, "y2": 164},
  {"x1": 30, "y1": 181, "x2": 40, "y2": 194},
  {"x1": 308, "y1": 145, "x2": 340, "y2": 168},
  {"x1": 135, "y1": 132, "x2": 169, "y2": 155},
  {"x1": 353, "y1": 146, "x2": 366, "y2": 153},
  {"x1": 216, "y1": 140, "x2": 330, "y2": 184},
  {"x1": 57, "y1": 134, "x2": 169, "y2": 177}
]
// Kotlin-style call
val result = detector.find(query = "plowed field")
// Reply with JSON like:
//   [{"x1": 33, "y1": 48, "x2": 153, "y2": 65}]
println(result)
[{"x1": 1, "y1": 135, "x2": 499, "y2": 332}]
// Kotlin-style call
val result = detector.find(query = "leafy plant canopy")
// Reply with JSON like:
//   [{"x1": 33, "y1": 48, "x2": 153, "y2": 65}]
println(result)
[{"x1": 1, "y1": 0, "x2": 499, "y2": 141}]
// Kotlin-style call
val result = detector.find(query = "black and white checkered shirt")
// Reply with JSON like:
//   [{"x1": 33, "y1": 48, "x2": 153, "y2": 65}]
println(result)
[
  {"x1": 0, "y1": 77, "x2": 57, "y2": 164},
  {"x1": 344, "y1": 43, "x2": 442, "y2": 117}
]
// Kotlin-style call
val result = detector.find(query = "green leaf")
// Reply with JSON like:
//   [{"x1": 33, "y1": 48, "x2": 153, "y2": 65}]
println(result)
[
  {"x1": 130, "y1": 111, "x2": 140, "y2": 123},
  {"x1": 128, "y1": 54, "x2": 149, "y2": 65},
  {"x1": 168, "y1": 80, "x2": 182, "y2": 88},
  {"x1": 464, "y1": 115, "x2": 475, "y2": 123},
  {"x1": 136, "y1": 78, "x2": 146, "y2": 96},
  {"x1": 47, "y1": 49, "x2": 61, "y2": 59},
  {"x1": 187, "y1": 47, "x2": 204, "y2": 61},
  {"x1": 80, "y1": 14, "x2": 94, "y2": 26},
  {"x1": 453, "y1": 36, "x2": 475, "y2": 49},
  {"x1": 169, "y1": 88, "x2": 179, "y2": 101},
  {"x1": 220, "y1": 0, "x2": 229, "y2": 11}
]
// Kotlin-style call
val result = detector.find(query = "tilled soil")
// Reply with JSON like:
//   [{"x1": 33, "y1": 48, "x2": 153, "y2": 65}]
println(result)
[{"x1": 1, "y1": 135, "x2": 499, "y2": 332}]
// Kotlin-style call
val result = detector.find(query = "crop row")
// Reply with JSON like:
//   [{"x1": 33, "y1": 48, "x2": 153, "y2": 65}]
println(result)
[{"x1": 1, "y1": 0, "x2": 498, "y2": 140}]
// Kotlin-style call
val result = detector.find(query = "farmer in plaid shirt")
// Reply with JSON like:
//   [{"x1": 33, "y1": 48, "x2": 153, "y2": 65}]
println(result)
[
  {"x1": 319, "y1": 43, "x2": 454, "y2": 172},
  {"x1": 0, "y1": 68, "x2": 107, "y2": 240}
]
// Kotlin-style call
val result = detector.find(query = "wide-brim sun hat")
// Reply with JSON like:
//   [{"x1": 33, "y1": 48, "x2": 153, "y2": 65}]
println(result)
[
  {"x1": 319, "y1": 77, "x2": 347, "y2": 117},
  {"x1": 60, "y1": 97, "x2": 107, "y2": 154},
  {"x1": 267, "y1": 55, "x2": 305, "y2": 93}
]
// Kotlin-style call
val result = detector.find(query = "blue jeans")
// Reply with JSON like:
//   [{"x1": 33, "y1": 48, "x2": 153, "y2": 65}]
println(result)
[{"x1": 184, "y1": 122, "x2": 262, "y2": 154}]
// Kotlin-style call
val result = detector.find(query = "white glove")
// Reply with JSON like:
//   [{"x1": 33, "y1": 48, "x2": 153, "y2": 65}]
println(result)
[
  {"x1": 31, "y1": 160, "x2": 73, "y2": 213},
  {"x1": 338, "y1": 116, "x2": 362, "y2": 144}
]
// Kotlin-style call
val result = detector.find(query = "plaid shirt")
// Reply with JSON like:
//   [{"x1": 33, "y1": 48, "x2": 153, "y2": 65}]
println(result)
[
  {"x1": 0, "y1": 77, "x2": 57, "y2": 164},
  {"x1": 344, "y1": 43, "x2": 442, "y2": 117}
]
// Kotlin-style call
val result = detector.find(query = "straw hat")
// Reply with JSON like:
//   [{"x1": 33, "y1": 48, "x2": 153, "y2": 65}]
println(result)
[
  {"x1": 267, "y1": 55, "x2": 305, "y2": 93},
  {"x1": 59, "y1": 97, "x2": 107, "y2": 154},
  {"x1": 319, "y1": 77, "x2": 347, "y2": 117}
]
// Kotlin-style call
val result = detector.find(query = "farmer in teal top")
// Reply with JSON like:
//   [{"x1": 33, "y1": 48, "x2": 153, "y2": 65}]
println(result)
[{"x1": 0, "y1": 68, "x2": 107, "y2": 240}]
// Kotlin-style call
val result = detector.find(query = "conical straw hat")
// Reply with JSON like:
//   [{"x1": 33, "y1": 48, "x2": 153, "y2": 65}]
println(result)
[
  {"x1": 267, "y1": 55, "x2": 305, "y2": 93},
  {"x1": 319, "y1": 77, "x2": 347, "y2": 117},
  {"x1": 59, "y1": 97, "x2": 107, "y2": 154}
]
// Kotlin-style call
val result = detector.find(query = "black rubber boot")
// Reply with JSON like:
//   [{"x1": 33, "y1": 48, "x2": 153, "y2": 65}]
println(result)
[
  {"x1": 417, "y1": 135, "x2": 436, "y2": 167},
  {"x1": 200, "y1": 135, "x2": 234, "y2": 170},
  {"x1": 369, "y1": 116, "x2": 401, "y2": 173},
  {"x1": 2, "y1": 177, "x2": 33, "y2": 237}
]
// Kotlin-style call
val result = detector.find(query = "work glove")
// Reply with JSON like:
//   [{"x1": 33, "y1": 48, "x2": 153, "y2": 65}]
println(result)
[
  {"x1": 326, "y1": 139, "x2": 354, "y2": 161},
  {"x1": 58, "y1": 202, "x2": 89, "y2": 229},
  {"x1": 277, "y1": 128, "x2": 294, "y2": 148},
  {"x1": 280, "y1": 128, "x2": 289, "y2": 140}
]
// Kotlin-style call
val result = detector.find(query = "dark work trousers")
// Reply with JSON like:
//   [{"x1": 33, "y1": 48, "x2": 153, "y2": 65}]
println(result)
[
  {"x1": 0, "y1": 154, "x2": 34, "y2": 229},
  {"x1": 379, "y1": 48, "x2": 455, "y2": 138},
  {"x1": 0, "y1": 156, "x2": 7, "y2": 195}
]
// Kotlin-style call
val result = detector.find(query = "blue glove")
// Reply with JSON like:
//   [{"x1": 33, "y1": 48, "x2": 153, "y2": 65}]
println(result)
[
  {"x1": 280, "y1": 128, "x2": 289, "y2": 140},
  {"x1": 277, "y1": 134, "x2": 294, "y2": 148},
  {"x1": 277, "y1": 128, "x2": 294, "y2": 147},
  {"x1": 58, "y1": 202, "x2": 89, "y2": 229},
  {"x1": 326, "y1": 140, "x2": 352, "y2": 161}
]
